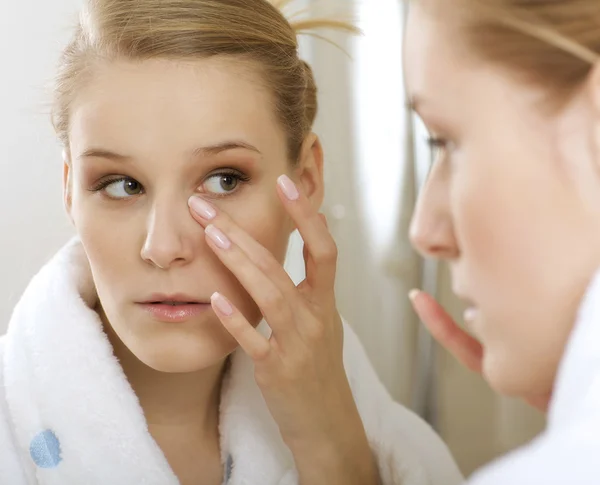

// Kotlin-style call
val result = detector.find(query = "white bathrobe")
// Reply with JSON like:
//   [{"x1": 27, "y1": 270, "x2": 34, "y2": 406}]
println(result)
[
  {"x1": 0, "y1": 239, "x2": 462, "y2": 485},
  {"x1": 467, "y1": 269, "x2": 600, "y2": 485}
]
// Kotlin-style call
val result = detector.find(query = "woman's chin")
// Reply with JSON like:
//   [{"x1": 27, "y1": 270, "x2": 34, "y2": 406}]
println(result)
[
  {"x1": 143, "y1": 351, "x2": 231, "y2": 373},
  {"x1": 482, "y1": 348, "x2": 551, "y2": 399},
  {"x1": 131, "y1": 335, "x2": 237, "y2": 373}
]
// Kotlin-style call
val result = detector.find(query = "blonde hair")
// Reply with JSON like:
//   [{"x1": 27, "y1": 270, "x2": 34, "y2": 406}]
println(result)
[
  {"x1": 52, "y1": 0, "x2": 357, "y2": 161},
  {"x1": 447, "y1": 0, "x2": 600, "y2": 101}
]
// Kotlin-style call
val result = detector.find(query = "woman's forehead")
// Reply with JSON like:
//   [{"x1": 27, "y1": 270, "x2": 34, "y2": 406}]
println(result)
[{"x1": 68, "y1": 58, "x2": 286, "y2": 160}]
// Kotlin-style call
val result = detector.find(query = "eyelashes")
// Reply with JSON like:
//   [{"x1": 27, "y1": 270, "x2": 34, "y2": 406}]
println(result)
[
  {"x1": 87, "y1": 168, "x2": 252, "y2": 201},
  {"x1": 427, "y1": 136, "x2": 447, "y2": 150},
  {"x1": 89, "y1": 176, "x2": 140, "y2": 193},
  {"x1": 201, "y1": 169, "x2": 251, "y2": 197}
]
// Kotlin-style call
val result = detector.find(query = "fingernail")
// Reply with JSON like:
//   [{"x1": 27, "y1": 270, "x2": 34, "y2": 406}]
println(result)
[
  {"x1": 211, "y1": 292, "x2": 234, "y2": 316},
  {"x1": 409, "y1": 289, "x2": 421, "y2": 301},
  {"x1": 205, "y1": 224, "x2": 231, "y2": 250},
  {"x1": 464, "y1": 307, "x2": 479, "y2": 323},
  {"x1": 189, "y1": 196, "x2": 216, "y2": 220},
  {"x1": 278, "y1": 175, "x2": 300, "y2": 201}
]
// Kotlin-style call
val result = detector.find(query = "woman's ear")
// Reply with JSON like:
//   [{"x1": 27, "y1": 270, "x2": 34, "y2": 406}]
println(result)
[
  {"x1": 63, "y1": 149, "x2": 75, "y2": 225},
  {"x1": 294, "y1": 133, "x2": 325, "y2": 211}
]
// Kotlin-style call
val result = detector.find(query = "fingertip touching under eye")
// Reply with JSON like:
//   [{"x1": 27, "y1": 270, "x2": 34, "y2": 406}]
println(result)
[{"x1": 189, "y1": 196, "x2": 217, "y2": 221}]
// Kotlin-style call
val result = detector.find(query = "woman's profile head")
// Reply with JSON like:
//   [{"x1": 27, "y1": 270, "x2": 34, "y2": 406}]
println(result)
[
  {"x1": 55, "y1": 0, "x2": 352, "y2": 373},
  {"x1": 405, "y1": 0, "x2": 600, "y2": 398}
]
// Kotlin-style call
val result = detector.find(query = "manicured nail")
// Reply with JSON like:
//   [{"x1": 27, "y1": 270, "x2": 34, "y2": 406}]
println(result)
[
  {"x1": 189, "y1": 196, "x2": 216, "y2": 220},
  {"x1": 464, "y1": 307, "x2": 479, "y2": 323},
  {"x1": 205, "y1": 224, "x2": 231, "y2": 249},
  {"x1": 211, "y1": 292, "x2": 234, "y2": 316},
  {"x1": 277, "y1": 175, "x2": 300, "y2": 201},
  {"x1": 408, "y1": 289, "x2": 421, "y2": 301}
]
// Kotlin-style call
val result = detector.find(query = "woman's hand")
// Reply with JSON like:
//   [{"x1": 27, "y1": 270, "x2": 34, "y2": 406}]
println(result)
[
  {"x1": 188, "y1": 175, "x2": 380, "y2": 485},
  {"x1": 409, "y1": 289, "x2": 551, "y2": 413}
]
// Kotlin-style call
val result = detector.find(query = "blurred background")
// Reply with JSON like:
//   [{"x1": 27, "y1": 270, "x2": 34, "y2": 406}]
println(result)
[{"x1": 0, "y1": 0, "x2": 545, "y2": 477}]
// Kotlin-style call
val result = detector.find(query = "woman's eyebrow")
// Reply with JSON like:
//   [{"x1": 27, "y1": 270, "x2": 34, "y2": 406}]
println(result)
[
  {"x1": 406, "y1": 95, "x2": 421, "y2": 114},
  {"x1": 76, "y1": 140, "x2": 263, "y2": 163},
  {"x1": 76, "y1": 148, "x2": 132, "y2": 162},
  {"x1": 190, "y1": 140, "x2": 262, "y2": 157}
]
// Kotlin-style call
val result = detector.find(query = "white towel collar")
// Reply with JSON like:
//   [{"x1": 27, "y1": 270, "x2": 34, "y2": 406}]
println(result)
[{"x1": 549, "y1": 268, "x2": 600, "y2": 430}]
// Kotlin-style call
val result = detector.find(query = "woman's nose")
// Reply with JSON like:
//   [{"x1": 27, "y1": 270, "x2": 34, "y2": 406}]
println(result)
[
  {"x1": 140, "y1": 202, "x2": 197, "y2": 270},
  {"x1": 409, "y1": 165, "x2": 459, "y2": 260}
]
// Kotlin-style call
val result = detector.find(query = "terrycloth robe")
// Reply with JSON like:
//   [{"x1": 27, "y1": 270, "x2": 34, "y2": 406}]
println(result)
[{"x1": 0, "y1": 239, "x2": 462, "y2": 485}]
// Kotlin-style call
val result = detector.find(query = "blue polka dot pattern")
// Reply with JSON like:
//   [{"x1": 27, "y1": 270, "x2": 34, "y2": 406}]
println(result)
[{"x1": 30, "y1": 430, "x2": 62, "y2": 468}]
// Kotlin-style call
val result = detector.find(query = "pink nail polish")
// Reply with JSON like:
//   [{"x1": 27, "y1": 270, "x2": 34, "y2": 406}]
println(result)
[
  {"x1": 277, "y1": 175, "x2": 300, "y2": 201},
  {"x1": 205, "y1": 225, "x2": 231, "y2": 250},
  {"x1": 211, "y1": 292, "x2": 234, "y2": 316},
  {"x1": 189, "y1": 196, "x2": 216, "y2": 220}
]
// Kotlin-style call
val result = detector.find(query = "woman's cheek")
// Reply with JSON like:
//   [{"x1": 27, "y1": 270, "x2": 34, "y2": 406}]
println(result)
[
  {"x1": 234, "y1": 202, "x2": 291, "y2": 262},
  {"x1": 72, "y1": 193, "x2": 142, "y2": 249},
  {"x1": 250, "y1": 217, "x2": 289, "y2": 255}
]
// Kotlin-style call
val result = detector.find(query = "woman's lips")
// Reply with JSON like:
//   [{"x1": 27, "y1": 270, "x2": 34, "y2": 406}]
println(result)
[{"x1": 138, "y1": 302, "x2": 211, "y2": 323}]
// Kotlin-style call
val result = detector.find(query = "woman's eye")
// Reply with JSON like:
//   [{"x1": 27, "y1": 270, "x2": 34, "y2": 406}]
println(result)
[
  {"x1": 102, "y1": 178, "x2": 144, "y2": 199},
  {"x1": 426, "y1": 136, "x2": 457, "y2": 164},
  {"x1": 427, "y1": 136, "x2": 457, "y2": 153},
  {"x1": 203, "y1": 172, "x2": 245, "y2": 195}
]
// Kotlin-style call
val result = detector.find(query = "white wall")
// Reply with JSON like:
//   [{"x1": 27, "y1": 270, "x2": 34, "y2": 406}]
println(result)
[{"x1": 0, "y1": 2, "x2": 81, "y2": 331}]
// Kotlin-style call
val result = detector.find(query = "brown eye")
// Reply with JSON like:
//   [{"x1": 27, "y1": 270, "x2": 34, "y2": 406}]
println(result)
[
  {"x1": 100, "y1": 178, "x2": 144, "y2": 199},
  {"x1": 123, "y1": 179, "x2": 142, "y2": 195},
  {"x1": 219, "y1": 174, "x2": 238, "y2": 192},
  {"x1": 203, "y1": 171, "x2": 248, "y2": 196}
]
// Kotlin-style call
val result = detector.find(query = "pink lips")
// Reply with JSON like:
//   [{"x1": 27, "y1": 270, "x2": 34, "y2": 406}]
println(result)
[{"x1": 138, "y1": 294, "x2": 211, "y2": 323}]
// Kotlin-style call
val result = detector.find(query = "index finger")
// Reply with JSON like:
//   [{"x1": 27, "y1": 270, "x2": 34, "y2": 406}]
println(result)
[
  {"x1": 409, "y1": 289, "x2": 484, "y2": 373},
  {"x1": 277, "y1": 175, "x2": 337, "y2": 294}
]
